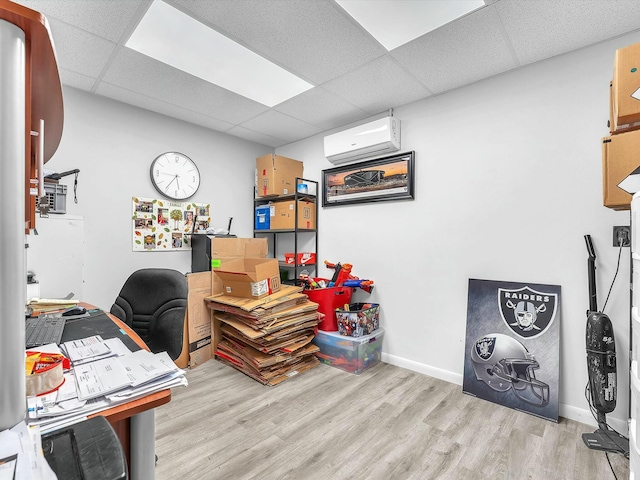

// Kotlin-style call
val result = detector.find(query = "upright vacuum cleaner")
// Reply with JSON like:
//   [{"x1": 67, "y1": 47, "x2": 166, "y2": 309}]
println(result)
[{"x1": 582, "y1": 234, "x2": 628, "y2": 455}]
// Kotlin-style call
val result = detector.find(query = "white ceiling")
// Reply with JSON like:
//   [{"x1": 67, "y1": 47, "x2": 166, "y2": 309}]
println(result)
[{"x1": 13, "y1": 0, "x2": 640, "y2": 148}]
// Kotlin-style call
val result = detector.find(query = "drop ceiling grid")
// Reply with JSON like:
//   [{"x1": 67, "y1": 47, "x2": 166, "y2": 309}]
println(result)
[{"x1": 9, "y1": 0, "x2": 640, "y2": 148}]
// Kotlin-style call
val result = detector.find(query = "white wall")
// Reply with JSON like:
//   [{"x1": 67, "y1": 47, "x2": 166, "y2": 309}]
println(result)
[
  {"x1": 29, "y1": 87, "x2": 270, "y2": 310},
  {"x1": 276, "y1": 31, "x2": 640, "y2": 431}
]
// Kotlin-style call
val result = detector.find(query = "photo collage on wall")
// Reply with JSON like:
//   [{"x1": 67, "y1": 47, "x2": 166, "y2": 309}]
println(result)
[
  {"x1": 462, "y1": 278, "x2": 561, "y2": 423},
  {"x1": 132, "y1": 197, "x2": 210, "y2": 251}
]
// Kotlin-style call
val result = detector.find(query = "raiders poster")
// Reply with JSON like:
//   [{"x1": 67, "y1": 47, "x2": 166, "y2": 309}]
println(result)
[{"x1": 462, "y1": 278, "x2": 560, "y2": 422}]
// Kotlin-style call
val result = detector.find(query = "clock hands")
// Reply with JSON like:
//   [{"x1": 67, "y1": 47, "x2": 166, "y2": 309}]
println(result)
[{"x1": 164, "y1": 174, "x2": 178, "y2": 192}]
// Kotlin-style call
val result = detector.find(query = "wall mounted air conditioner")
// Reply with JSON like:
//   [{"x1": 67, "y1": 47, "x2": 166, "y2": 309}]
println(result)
[{"x1": 324, "y1": 116, "x2": 400, "y2": 165}]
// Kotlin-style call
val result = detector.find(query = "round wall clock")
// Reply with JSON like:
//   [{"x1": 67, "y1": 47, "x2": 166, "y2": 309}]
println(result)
[{"x1": 150, "y1": 152, "x2": 200, "y2": 200}]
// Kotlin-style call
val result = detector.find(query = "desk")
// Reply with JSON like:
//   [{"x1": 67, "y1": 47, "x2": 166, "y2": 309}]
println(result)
[{"x1": 60, "y1": 306, "x2": 171, "y2": 480}]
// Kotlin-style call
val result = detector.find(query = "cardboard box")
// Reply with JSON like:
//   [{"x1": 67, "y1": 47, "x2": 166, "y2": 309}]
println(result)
[
  {"x1": 612, "y1": 42, "x2": 640, "y2": 133},
  {"x1": 210, "y1": 237, "x2": 268, "y2": 294},
  {"x1": 270, "y1": 199, "x2": 316, "y2": 230},
  {"x1": 214, "y1": 257, "x2": 281, "y2": 299},
  {"x1": 313, "y1": 328, "x2": 384, "y2": 374},
  {"x1": 186, "y1": 272, "x2": 214, "y2": 368},
  {"x1": 210, "y1": 237, "x2": 267, "y2": 262},
  {"x1": 602, "y1": 129, "x2": 640, "y2": 210},
  {"x1": 256, "y1": 154, "x2": 304, "y2": 197}
]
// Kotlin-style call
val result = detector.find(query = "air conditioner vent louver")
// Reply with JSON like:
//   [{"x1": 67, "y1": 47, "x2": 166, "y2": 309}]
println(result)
[{"x1": 324, "y1": 117, "x2": 400, "y2": 165}]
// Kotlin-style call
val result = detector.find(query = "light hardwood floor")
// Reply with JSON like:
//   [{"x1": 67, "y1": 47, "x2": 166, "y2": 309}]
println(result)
[{"x1": 155, "y1": 360, "x2": 629, "y2": 480}]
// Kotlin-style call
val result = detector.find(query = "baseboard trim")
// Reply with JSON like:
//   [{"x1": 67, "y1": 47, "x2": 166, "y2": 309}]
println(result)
[
  {"x1": 382, "y1": 353, "x2": 463, "y2": 386},
  {"x1": 381, "y1": 353, "x2": 628, "y2": 435}
]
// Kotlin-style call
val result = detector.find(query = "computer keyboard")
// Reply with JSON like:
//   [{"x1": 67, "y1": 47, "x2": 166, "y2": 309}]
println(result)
[{"x1": 25, "y1": 315, "x2": 66, "y2": 348}]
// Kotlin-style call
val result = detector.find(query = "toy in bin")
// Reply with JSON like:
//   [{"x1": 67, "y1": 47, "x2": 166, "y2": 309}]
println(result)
[
  {"x1": 313, "y1": 328, "x2": 384, "y2": 374},
  {"x1": 301, "y1": 260, "x2": 375, "y2": 332},
  {"x1": 323, "y1": 261, "x2": 374, "y2": 293},
  {"x1": 336, "y1": 303, "x2": 380, "y2": 337},
  {"x1": 304, "y1": 277, "x2": 353, "y2": 331}
]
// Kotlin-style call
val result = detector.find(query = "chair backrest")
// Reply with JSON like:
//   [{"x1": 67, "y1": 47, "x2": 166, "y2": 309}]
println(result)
[{"x1": 110, "y1": 268, "x2": 187, "y2": 361}]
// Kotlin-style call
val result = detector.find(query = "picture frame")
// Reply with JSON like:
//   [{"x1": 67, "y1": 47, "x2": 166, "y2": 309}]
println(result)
[{"x1": 322, "y1": 151, "x2": 415, "y2": 207}]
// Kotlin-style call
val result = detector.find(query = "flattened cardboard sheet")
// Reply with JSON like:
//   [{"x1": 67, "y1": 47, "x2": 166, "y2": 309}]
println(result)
[
  {"x1": 205, "y1": 284, "x2": 304, "y2": 312},
  {"x1": 186, "y1": 272, "x2": 213, "y2": 368}
]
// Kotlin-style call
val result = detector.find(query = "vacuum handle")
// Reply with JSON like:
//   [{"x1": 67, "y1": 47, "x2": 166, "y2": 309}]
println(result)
[
  {"x1": 584, "y1": 234, "x2": 596, "y2": 260},
  {"x1": 584, "y1": 234, "x2": 598, "y2": 313}
]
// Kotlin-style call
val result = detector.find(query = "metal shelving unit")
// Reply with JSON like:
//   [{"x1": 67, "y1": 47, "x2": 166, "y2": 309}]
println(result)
[{"x1": 254, "y1": 178, "x2": 318, "y2": 283}]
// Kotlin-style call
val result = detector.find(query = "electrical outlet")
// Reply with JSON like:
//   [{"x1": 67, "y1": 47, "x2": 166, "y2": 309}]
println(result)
[{"x1": 613, "y1": 226, "x2": 631, "y2": 247}]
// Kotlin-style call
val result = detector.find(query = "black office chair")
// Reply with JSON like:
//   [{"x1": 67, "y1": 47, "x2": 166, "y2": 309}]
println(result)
[{"x1": 110, "y1": 268, "x2": 188, "y2": 364}]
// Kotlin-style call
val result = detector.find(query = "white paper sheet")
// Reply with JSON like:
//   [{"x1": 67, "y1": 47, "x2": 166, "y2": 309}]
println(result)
[
  {"x1": 62, "y1": 335, "x2": 111, "y2": 363},
  {"x1": 73, "y1": 356, "x2": 133, "y2": 400}
]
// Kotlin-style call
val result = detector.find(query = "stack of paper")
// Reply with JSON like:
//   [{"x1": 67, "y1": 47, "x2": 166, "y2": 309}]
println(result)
[
  {"x1": 28, "y1": 297, "x2": 80, "y2": 314},
  {"x1": 206, "y1": 285, "x2": 321, "y2": 386},
  {"x1": 26, "y1": 336, "x2": 188, "y2": 434},
  {"x1": 62, "y1": 335, "x2": 114, "y2": 364}
]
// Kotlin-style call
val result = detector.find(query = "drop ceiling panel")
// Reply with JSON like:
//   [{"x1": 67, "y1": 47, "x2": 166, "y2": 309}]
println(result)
[
  {"x1": 95, "y1": 83, "x2": 236, "y2": 133},
  {"x1": 48, "y1": 18, "x2": 117, "y2": 79},
  {"x1": 391, "y1": 5, "x2": 518, "y2": 94},
  {"x1": 225, "y1": 125, "x2": 288, "y2": 148},
  {"x1": 322, "y1": 55, "x2": 434, "y2": 113},
  {"x1": 102, "y1": 48, "x2": 269, "y2": 125},
  {"x1": 495, "y1": 0, "x2": 640, "y2": 66},
  {"x1": 17, "y1": 0, "x2": 147, "y2": 43},
  {"x1": 274, "y1": 87, "x2": 369, "y2": 130},
  {"x1": 60, "y1": 68, "x2": 98, "y2": 92},
  {"x1": 172, "y1": 0, "x2": 387, "y2": 85},
  {"x1": 239, "y1": 110, "x2": 324, "y2": 144}
]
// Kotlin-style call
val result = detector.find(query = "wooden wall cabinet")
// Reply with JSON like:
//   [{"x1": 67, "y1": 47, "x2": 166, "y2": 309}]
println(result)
[{"x1": 0, "y1": 0, "x2": 64, "y2": 232}]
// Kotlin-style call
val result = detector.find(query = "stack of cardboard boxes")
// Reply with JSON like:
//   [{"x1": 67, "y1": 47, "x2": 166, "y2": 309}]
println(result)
[
  {"x1": 603, "y1": 41, "x2": 640, "y2": 210},
  {"x1": 209, "y1": 285, "x2": 320, "y2": 385},
  {"x1": 254, "y1": 154, "x2": 316, "y2": 231},
  {"x1": 186, "y1": 237, "x2": 320, "y2": 385}
]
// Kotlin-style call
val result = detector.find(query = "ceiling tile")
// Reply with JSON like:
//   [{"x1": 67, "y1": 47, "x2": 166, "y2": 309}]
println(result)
[
  {"x1": 17, "y1": 0, "x2": 147, "y2": 43},
  {"x1": 322, "y1": 55, "x2": 434, "y2": 113},
  {"x1": 59, "y1": 68, "x2": 97, "y2": 92},
  {"x1": 172, "y1": 0, "x2": 387, "y2": 85},
  {"x1": 95, "y1": 83, "x2": 236, "y2": 133},
  {"x1": 274, "y1": 87, "x2": 369, "y2": 130},
  {"x1": 101, "y1": 48, "x2": 269, "y2": 125},
  {"x1": 48, "y1": 18, "x2": 117, "y2": 78},
  {"x1": 495, "y1": 0, "x2": 640, "y2": 65},
  {"x1": 391, "y1": 5, "x2": 518, "y2": 93},
  {"x1": 225, "y1": 126, "x2": 287, "y2": 149},
  {"x1": 239, "y1": 110, "x2": 324, "y2": 144}
]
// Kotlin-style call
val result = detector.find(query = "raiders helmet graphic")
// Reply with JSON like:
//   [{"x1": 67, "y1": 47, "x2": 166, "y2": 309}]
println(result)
[
  {"x1": 471, "y1": 333, "x2": 549, "y2": 406},
  {"x1": 498, "y1": 286, "x2": 557, "y2": 339}
]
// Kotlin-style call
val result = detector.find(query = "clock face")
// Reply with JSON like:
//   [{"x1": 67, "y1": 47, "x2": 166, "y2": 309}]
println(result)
[{"x1": 150, "y1": 152, "x2": 200, "y2": 200}]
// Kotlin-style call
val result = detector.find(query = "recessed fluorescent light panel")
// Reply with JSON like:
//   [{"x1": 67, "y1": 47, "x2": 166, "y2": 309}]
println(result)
[
  {"x1": 336, "y1": 0, "x2": 486, "y2": 51},
  {"x1": 126, "y1": 0, "x2": 313, "y2": 107}
]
